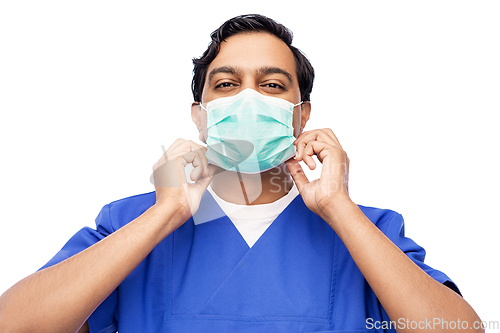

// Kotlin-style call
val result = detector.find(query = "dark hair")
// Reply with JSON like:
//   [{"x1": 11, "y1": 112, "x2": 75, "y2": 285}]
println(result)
[{"x1": 191, "y1": 14, "x2": 314, "y2": 102}]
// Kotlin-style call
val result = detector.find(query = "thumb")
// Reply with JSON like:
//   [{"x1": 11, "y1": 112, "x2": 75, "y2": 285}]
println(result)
[{"x1": 285, "y1": 158, "x2": 309, "y2": 193}]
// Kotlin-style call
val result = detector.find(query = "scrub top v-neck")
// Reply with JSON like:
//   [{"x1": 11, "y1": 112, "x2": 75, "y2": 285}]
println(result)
[{"x1": 206, "y1": 183, "x2": 299, "y2": 247}]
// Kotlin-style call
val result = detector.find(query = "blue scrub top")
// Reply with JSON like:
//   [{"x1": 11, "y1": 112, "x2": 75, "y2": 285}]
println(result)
[{"x1": 40, "y1": 190, "x2": 458, "y2": 333}]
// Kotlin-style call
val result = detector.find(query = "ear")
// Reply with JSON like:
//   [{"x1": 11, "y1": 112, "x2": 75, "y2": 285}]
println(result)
[
  {"x1": 191, "y1": 102, "x2": 206, "y2": 142},
  {"x1": 299, "y1": 101, "x2": 311, "y2": 133}
]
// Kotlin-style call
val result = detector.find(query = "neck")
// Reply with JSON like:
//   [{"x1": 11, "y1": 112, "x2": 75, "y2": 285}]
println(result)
[{"x1": 210, "y1": 163, "x2": 294, "y2": 205}]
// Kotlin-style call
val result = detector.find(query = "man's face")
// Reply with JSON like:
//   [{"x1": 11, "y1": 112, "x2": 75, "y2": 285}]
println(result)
[{"x1": 194, "y1": 31, "x2": 310, "y2": 140}]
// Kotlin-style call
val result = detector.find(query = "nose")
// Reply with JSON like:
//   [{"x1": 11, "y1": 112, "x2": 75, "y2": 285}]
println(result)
[{"x1": 239, "y1": 78, "x2": 260, "y2": 94}]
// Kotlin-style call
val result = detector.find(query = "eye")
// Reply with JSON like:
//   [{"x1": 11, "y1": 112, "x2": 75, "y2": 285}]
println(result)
[
  {"x1": 261, "y1": 81, "x2": 287, "y2": 91},
  {"x1": 263, "y1": 83, "x2": 283, "y2": 89},
  {"x1": 215, "y1": 82, "x2": 236, "y2": 89}
]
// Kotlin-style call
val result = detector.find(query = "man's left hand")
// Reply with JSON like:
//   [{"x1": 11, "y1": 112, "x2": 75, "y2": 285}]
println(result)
[{"x1": 285, "y1": 128, "x2": 350, "y2": 220}]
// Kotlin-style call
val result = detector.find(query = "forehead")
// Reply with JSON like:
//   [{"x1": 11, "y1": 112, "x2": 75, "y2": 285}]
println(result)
[{"x1": 206, "y1": 32, "x2": 298, "y2": 82}]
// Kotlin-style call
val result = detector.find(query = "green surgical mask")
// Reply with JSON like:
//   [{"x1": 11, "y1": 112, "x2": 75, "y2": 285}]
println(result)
[{"x1": 201, "y1": 88, "x2": 302, "y2": 174}]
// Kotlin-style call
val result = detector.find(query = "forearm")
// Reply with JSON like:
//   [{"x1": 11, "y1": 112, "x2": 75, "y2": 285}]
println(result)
[
  {"x1": 0, "y1": 203, "x2": 181, "y2": 333},
  {"x1": 323, "y1": 198, "x2": 482, "y2": 333}
]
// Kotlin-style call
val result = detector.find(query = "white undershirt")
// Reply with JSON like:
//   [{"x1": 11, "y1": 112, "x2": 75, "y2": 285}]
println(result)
[{"x1": 207, "y1": 183, "x2": 299, "y2": 247}]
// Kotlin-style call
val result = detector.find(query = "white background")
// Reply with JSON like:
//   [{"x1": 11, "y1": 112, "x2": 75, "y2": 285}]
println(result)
[{"x1": 1, "y1": 0, "x2": 498, "y2": 328}]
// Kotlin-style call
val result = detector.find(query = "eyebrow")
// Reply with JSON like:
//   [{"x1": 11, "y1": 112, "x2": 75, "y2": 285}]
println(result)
[
  {"x1": 208, "y1": 66, "x2": 239, "y2": 83},
  {"x1": 207, "y1": 66, "x2": 294, "y2": 84},
  {"x1": 256, "y1": 66, "x2": 293, "y2": 84}
]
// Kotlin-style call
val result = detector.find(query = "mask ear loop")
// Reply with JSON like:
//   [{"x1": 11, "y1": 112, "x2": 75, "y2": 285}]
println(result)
[
  {"x1": 292, "y1": 101, "x2": 304, "y2": 137},
  {"x1": 193, "y1": 102, "x2": 209, "y2": 143},
  {"x1": 199, "y1": 103, "x2": 209, "y2": 112}
]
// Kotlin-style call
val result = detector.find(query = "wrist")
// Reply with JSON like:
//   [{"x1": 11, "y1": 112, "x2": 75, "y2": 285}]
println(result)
[
  {"x1": 147, "y1": 202, "x2": 188, "y2": 239},
  {"x1": 318, "y1": 194, "x2": 358, "y2": 230}
]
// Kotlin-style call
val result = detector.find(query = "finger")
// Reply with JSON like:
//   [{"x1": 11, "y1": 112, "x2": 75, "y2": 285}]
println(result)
[
  {"x1": 174, "y1": 143, "x2": 208, "y2": 177},
  {"x1": 294, "y1": 129, "x2": 311, "y2": 144},
  {"x1": 285, "y1": 158, "x2": 309, "y2": 193},
  {"x1": 158, "y1": 140, "x2": 187, "y2": 166},
  {"x1": 300, "y1": 141, "x2": 317, "y2": 170},
  {"x1": 193, "y1": 146, "x2": 209, "y2": 177},
  {"x1": 294, "y1": 130, "x2": 341, "y2": 165},
  {"x1": 167, "y1": 140, "x2": 204, "y2": 159},
  {"x1": 190, "y1": 163, "x2": 203, "y2": 182},
  {"x1": 165, "y1": 138, "x2": 189, "y2": 155},
  {"x1": 193, "y1": 165, "x2": 215, "y2": 191},
  {"x1": 295, "y1": 140, "x2": 307, "y2": 162},
  {"x1": 319, "y1": 128, "x2": 342, "y2": 149},
  {"x1": 174, "y1": 151, "x2": 202, "y2": 182},
  {"x1": 294, "y1": 131, "x2": 316, "y2": 162},
  {"x1": 295, "y1": 129, "x2": 339, "y2": 148},
  {"x1": 294, "y1": 130, "x2": 323, "y2": 145},
  {"x1": 176, "y1": 151, "x2": 198, "y2": 167},
  {"x1": 295, "y1": 129, "x2": 343, "y2": 152},
  {"x1": 189, "y1": 152, "x2": 209, "y2": 181},
  {"x1": 302, "y1": 140, "x2": 334, "y2": 169},
  {"x1": 318, "y1": 148, "x2": 349, "y2": 192},
  {"x1": 305, "y1": 140, "x2": 347, "y2": 167},
  {"x1": 152, "y1": 156, "x2": 186, "y2": 187},
  {"x1": 152, "y1": 140, "x2": 208, "y2": 187}
]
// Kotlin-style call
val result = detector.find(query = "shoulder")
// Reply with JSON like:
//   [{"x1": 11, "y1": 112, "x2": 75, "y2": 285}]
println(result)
[{"x1": 97, "y1": 191, "x2": 156, "y2": 232}]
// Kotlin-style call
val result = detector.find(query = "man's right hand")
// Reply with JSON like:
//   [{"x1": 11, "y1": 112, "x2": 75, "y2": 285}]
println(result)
[
  {"x1": 152, "y1": 139, "x2": 215, "y2": 225},
  {"x1": 0, "y1": 139, "x2": 215, "y2": 333}
]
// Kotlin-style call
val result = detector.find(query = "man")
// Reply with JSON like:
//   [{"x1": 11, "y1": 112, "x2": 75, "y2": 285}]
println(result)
[{"x1": 0, "y1": 14, "x2": 482, "y2": 332}]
